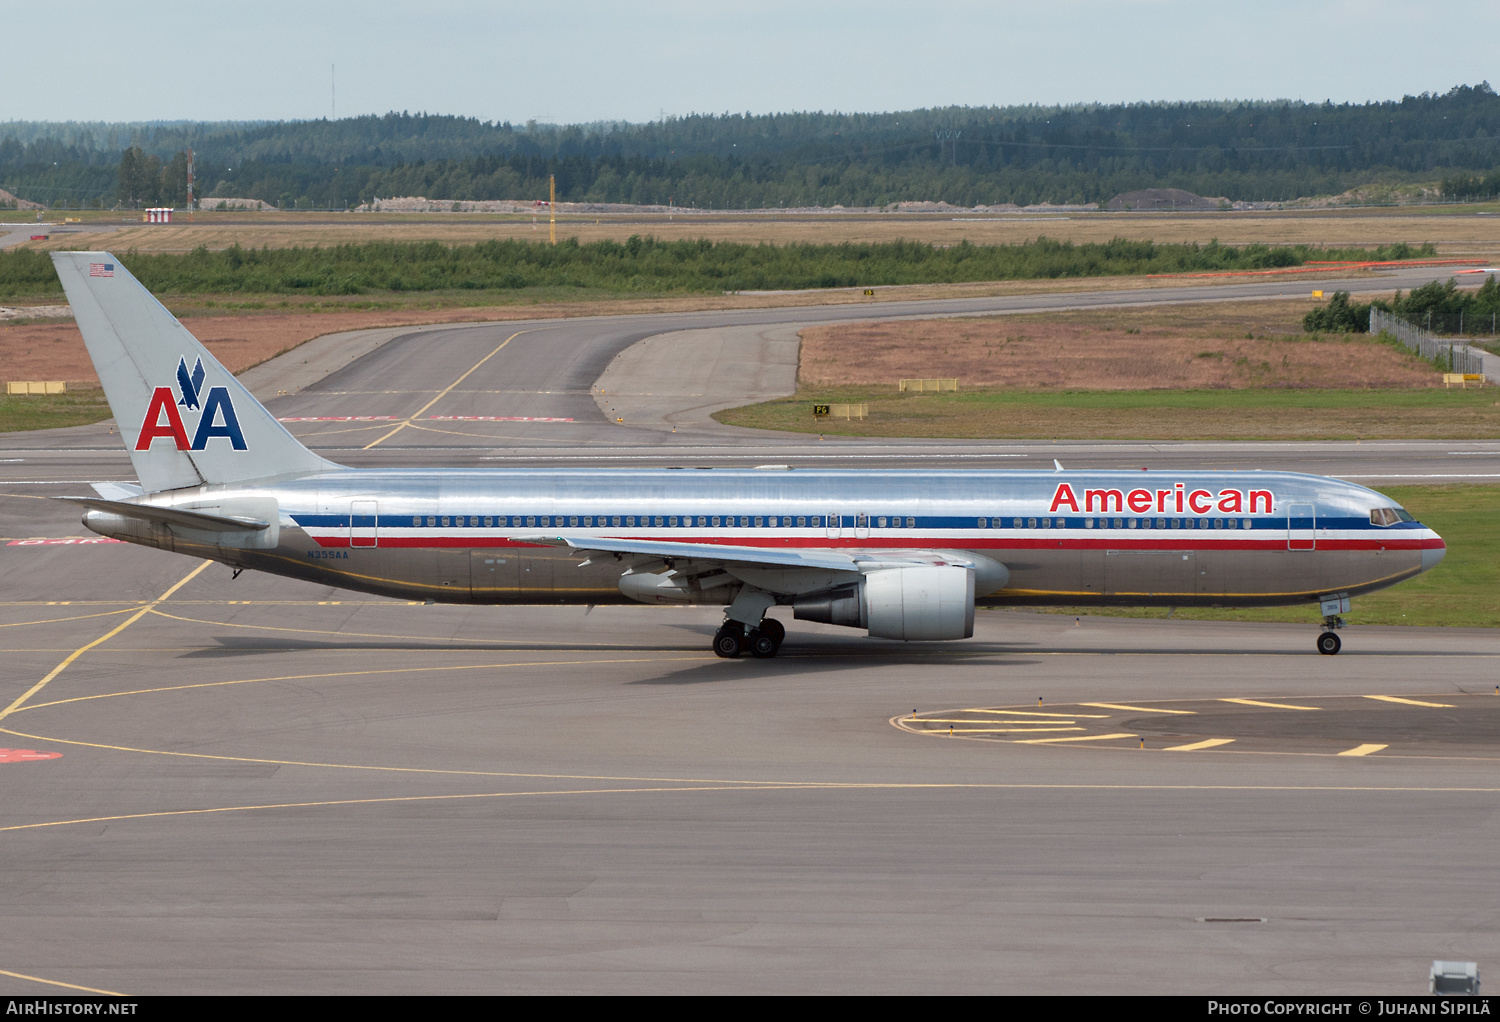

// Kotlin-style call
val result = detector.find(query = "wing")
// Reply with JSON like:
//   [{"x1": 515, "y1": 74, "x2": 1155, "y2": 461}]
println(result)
[{"x1": 519, "y1": 535, "x2": 991, "y2": 597}]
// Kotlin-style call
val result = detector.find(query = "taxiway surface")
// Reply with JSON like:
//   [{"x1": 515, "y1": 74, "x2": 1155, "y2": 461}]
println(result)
[{"x1": 1, "y1": 272, "x2": 1497, "y2": 994}]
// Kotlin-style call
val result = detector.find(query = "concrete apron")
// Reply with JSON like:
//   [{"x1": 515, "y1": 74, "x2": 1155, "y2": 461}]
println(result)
[{"x1": 591, "y1": 322, "x2": 802, "y2": 435}]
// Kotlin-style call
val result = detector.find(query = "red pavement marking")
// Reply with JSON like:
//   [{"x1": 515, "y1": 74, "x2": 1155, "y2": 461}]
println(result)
[
  {"x1": 0, "y1": 749, "x2": 62, "y2": 763},
  {"x1": 6, "y1": 537, "x2": 125, "y2": 547},
  {"x1": 277, "y1": 415, "x2": 573, "y2": 422}
]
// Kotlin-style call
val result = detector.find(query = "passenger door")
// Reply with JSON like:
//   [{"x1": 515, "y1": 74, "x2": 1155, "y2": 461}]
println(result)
[
  {"x1": 349, "y1": 499, "x2": 378, "y2": 548},
  {"x1": 1288, "y1": 503, "x2": 1316, "y2": 551}
]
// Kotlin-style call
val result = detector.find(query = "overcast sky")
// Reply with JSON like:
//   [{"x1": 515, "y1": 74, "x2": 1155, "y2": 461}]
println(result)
[{"x1": 5, "y1": 1, "x2": 1497, "y2": 125}]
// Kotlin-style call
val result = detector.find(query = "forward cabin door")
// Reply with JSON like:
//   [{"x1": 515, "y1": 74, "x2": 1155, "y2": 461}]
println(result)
[
  {"x1": 349, "y1": 499, "x2": 378, "y2": 548},
  {"x1": 1287, "y1": 503, "x2": 1316, "y2": 551}
]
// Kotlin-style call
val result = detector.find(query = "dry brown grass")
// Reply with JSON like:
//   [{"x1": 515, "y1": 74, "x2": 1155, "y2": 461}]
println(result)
[
  {"x1": 17, "y1": 207, "x2": 1500, "y2": 257},
  {"x1": 718, "y1": 299, "x2": 1500, "y2": 440},
  {"x1": 0, "y1": 308, "x2": 527, "y2": 387},
  {"x1": 799, "y1": 300, "x2": 1442, "y2": 391},
  {"x1": 719, "y1": 389, "x2": 1500, "y2": 441}
]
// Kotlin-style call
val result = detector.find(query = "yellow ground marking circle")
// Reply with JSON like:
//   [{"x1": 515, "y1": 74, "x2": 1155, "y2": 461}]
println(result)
[{"x1": 892, "y1": 691, "x2": 1500, "y2": 761}]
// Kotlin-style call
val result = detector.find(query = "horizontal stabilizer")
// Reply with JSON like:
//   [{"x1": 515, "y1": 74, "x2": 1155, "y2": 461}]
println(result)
[
  {"x1": 90, "y1": 481, "x2": 145, "y2": 500},
  {"x1": 55, "y1": 496, "x2": 270, "y2": 532}
]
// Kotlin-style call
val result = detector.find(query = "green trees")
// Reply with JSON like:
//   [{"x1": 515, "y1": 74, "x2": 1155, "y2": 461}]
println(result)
[
  {"x1": 115, "y1": 147, "x2": 191, "y2": 207},
  {"x1": 1303, "y1": 277, "x2": 1500, "y2": 336},
  {"x1": 1441, "y1": 170, "x2": 1500, "y2": 199},
  {"x1": 1303, "y1": 291, "x2": 1374, "y2": 332},
  {"x1": 0, "y1": 237, "x2": 1442, "y2": 301},
  {"x1": 6, "y1": 83, "x2": 1500, "y2": 209},
  {"x1": 1392, "y1": 276, "x2": 1500, "y2": 334}
]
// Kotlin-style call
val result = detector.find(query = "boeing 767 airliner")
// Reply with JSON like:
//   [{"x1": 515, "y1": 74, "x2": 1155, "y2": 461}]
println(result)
[{"x1": 48, "y1": 252, "x2": 1445, "y2": 658}]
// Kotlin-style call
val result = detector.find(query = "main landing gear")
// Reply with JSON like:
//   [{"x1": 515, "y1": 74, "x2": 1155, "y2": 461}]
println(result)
[{"x1": 713, "y1": 617, "x2": 786, "y2": 659}]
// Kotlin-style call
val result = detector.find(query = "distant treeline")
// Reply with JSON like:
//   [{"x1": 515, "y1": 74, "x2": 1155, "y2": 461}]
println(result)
[
  {"x1": 0, "y1": 238, "x2": 1438, "y2": 300},
  {"x1": 1439, "y1": 169, "x2": 1500, "y2": 200},
  {"x1": 1304, "y1": 276, "x2": 1500, "y2": 335},
  {"x1": 3, "y1": 83, "x2": 1500, "y2": 209}
]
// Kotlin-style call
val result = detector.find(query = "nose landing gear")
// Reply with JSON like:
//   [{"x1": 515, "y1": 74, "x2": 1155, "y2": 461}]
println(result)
[{"x1": 1316, "y1": 594, "x2": 1349, "y2": 655}]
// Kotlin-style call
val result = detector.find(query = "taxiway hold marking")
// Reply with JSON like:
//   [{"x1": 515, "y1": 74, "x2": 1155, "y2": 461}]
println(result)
[
  {"x1": 1081, "y1": 702, "x2": 1196, "y2": 715},
  {"x1": 1164, "y1": 738, "x2": 1236, "y2": 752},
  {"x1": 1338, "y1": 744, "x2": 1389, "y2": 757},
  {"x1": 0, "y1": 560, "x2": 210, "y2": 723},
  {"x1": 1220, "y1": 698, "x2": 1321, "y2": 711},
  {"x1": 1362, "y1": 695, "x2": 1454, "y2": 708}
]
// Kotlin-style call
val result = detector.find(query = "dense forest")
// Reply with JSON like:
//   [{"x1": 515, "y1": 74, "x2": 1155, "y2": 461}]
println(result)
[{"x1": 3, "y1": 84, "x2": 1499, "y2": 210}]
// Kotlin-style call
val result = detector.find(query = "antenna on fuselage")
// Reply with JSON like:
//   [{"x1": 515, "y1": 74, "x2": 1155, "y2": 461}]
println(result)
[{"x1": 1053, "y1": 459, "x2": 1064, "y2": 471}]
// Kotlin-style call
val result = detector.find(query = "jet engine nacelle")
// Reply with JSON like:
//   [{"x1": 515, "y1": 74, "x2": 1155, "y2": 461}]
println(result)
[{"x1": 794, "y1": 564, "x2": 976, "y2": 640}]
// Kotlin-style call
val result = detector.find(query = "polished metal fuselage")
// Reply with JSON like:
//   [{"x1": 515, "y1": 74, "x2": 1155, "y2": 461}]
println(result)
[{"x1": 85, "y1": 467, "x2": 1445, "y2": 609}]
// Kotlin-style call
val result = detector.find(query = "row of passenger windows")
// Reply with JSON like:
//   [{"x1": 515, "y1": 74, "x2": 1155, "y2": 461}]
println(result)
[
  {"x1": 984, "y1": 517, "x2": 1255, "y2": 530},
  {"x1": 405, "y1": 514, "x2": 1255, "y2": 530},
  {"x1": 411, "y1": 515, "x2": 836, "y2": 529}
]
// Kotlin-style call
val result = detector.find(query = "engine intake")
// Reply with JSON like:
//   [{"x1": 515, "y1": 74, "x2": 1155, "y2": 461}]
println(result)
[{"x1": 795, "y1": 565, "x2": 976, "y2": 640}]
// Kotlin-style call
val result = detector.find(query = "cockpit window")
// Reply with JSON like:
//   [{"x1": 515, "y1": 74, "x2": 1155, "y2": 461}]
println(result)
[{"x1": 1369, "y1": 507, "x2": 1413, "y2": 527}]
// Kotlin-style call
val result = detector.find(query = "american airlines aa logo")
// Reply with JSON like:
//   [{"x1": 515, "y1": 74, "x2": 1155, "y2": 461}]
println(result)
[{"x1": 134, "y1": 357, "x2": 247, "y2": 451}]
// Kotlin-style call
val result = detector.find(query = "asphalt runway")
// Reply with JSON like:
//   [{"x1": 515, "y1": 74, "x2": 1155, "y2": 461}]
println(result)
[{"x1": 1, "y1": 271, "x2": 1498, "y2": 994}]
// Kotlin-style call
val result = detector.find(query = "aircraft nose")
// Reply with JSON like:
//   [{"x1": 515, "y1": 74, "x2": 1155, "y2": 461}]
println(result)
[{"x1": 1421, "y1": 535, "x2": 1447, "y2": 572}]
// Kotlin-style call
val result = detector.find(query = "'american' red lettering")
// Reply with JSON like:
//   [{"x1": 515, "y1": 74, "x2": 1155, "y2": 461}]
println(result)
[{"x1": 1046, "y1": 482, "x2": 1274, "y2": 517}]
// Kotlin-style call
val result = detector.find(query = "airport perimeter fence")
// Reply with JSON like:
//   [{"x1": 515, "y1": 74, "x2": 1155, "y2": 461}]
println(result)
[{"x1": 1370, "y1": 307, "x2": 1485, "y2": 375}]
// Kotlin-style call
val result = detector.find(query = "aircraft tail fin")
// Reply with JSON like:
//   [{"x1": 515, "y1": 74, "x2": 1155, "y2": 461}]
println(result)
[{"x1": 51, "y1": 251, "x2": 339, "y2": 492}]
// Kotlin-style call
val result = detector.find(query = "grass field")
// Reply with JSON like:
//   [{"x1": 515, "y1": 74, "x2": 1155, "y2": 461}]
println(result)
[
  {"x1": 0, "y1": 389, "x2": 110, "y2": 433},
  {"x1": 11, "y1": 205, "x2": 1500, "y2": 257},
  {"x1": 719, "y1": 386, "x2": 1500, "y2": 440},
  {"x1": 1032, "y1": 484, "x2": 1499, "y2": 628}
]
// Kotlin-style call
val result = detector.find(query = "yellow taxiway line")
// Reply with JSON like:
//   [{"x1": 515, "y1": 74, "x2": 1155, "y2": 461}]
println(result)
[
  {"x1": 1081, "y1": 702, "x2": 1195, "y2": 715},
  {"x1": 0, "y1": 968, "x2": 125, "y2": 997},
  {"x1": 1164, "y1": 738, "x2": 1236, "y2": 752},
  {"x1": 1362, "y1": 695, "x2": 1454, "y2": 708},
  {"x1": 0, "y1": 560, "x2": 210, "y2": 723},
  {"x1": 363, "y1": 330, "x2": 529, "y2": 449},
  {"x1": 1016, "y1": 732, "x2": 1137, "y2": 745},
  {"x1": 1220, "y1": 698, "x2": 1321, "y2": 711}
]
